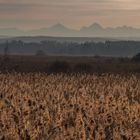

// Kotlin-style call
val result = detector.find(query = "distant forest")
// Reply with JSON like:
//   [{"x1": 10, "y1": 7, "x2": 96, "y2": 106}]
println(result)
[{"x1": 0, "y1": 40, "x2": 140, "y2": 57}]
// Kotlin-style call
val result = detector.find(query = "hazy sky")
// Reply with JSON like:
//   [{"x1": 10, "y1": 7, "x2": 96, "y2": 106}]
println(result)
[{"x1": 0, "y1": 0, "x2": 140, "y2": 29}]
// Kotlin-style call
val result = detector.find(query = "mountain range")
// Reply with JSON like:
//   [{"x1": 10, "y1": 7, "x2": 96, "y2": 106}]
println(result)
[{"x1": 0, "y1": 23, "x2": 140, "y2": 38}]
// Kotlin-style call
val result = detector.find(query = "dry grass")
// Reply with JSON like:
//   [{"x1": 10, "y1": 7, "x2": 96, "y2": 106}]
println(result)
[{"x1": 0, "y1": 73, "x2": 140, "y2": 140}]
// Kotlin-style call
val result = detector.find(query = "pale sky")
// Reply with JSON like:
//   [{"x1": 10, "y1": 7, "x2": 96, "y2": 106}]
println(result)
[{"x1": 0, "y1": 0, "x2": 140, "y2": 30}]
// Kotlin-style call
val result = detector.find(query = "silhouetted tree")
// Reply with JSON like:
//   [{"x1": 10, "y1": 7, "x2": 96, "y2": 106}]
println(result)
[
  {"x1": 35, "y1": 50, "x2": 46, "y2": 56},
  {"x1": 4, "y1": 41, "x2": 9, "y2": 56},
  {"x1": 132, "y1": 53, "x2": 140, "y2": 62}
]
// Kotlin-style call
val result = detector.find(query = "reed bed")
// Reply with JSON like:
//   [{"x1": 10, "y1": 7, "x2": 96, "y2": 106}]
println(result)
[{"x1": 0, "y1": 73, "x2": 140, "y2": 140}]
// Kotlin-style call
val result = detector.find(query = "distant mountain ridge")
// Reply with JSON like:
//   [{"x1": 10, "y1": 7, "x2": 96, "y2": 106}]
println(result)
[{"x1": 0, "y1": 23, "x2": 140, "y2": 37}]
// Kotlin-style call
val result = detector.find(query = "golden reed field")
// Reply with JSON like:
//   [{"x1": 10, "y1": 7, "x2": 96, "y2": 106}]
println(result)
[{"x1": 0, "y1": 73, "x2": 140, "y2": 140}]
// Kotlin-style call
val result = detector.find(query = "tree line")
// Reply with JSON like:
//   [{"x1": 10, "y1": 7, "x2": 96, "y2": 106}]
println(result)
[{"x1": 0, "y1": 40, "x2": 140, "y2": 57}]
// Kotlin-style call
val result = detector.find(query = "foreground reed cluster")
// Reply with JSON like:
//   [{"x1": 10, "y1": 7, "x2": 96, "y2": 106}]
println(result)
[{"x1": 0, "y1": 73, "x2": 140, "y2": 140}]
